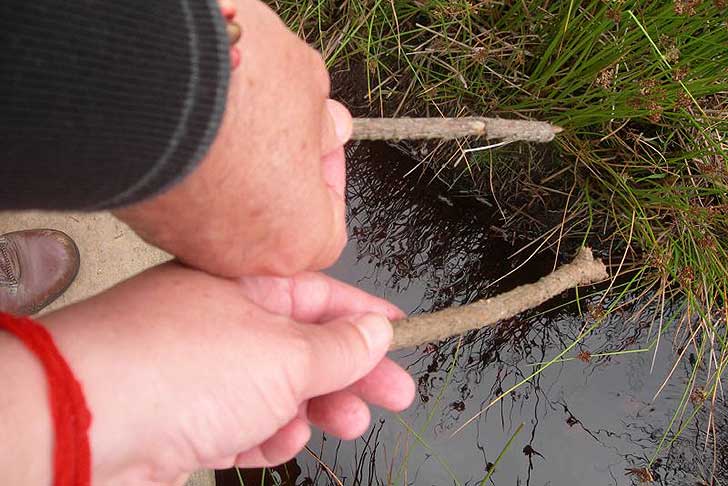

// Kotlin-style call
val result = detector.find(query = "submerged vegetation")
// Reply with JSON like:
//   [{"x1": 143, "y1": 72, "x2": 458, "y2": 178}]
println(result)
[{"x1": 266, "y1": 0, "x2": 728, "y2": 482}]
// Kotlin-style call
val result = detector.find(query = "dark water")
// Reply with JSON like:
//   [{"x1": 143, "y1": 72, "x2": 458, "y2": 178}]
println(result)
[{"x1": 219, "y1": 141, "x2": 726, "y2": 486}]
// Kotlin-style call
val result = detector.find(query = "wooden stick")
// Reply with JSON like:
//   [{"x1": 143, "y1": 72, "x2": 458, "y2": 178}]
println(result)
[
  {"x1": 352, "y1": 117, "x2": 562, "y2": 143},
  {"x1": 390, "y1": 248, "x2": 608, "y2": 350},
  {"x1": 185, "y1": 470, "x2": 216, "y2": 486}
]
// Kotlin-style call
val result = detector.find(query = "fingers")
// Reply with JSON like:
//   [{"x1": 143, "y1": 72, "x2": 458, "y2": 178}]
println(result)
[
  {"x1": 320, "y1": 99, "x2": 353, "y2": 156},
  {"x1": 302, "y1": 359, "x2": 414, "y2": 440},
  {"x1": 347, "y1": 358, "x2": 416, "y2": 412},
  {"x1": 307, "y1": 391, "x2": 370, "y2": 440},
  {"x1": 315, "y1": 100, "x2": 351, "y2": 268},
  {"x1": 235, "y1": 364, "x2": 412, "y2": 468},
  {"x1": 312, "y1": 102, "x2": 350, "y2": 270},
  {"x1": 237, "y1": 275, "x2": 414, "y2": 445},
  {"x1": 309, "y1": 175, "x2": 348, "y2": 270},
  {"x1": 321, "y1": 146, "x2": 346, "y2": 200},
  {"x1": 235, "y1": 418, "x2": 311, "y2": 468},
  {"x1": 297, "y1": 314, "x2": 392, "y2": 399},
  {"x1": 295, "y1": 149, "x2": 347, "y2": 272},
  {"x1": 237, "y1": 272, "x2": 406, "y2": 323}
]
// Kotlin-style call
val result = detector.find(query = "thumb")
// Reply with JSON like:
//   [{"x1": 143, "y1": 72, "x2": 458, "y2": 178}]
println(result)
[
  {"x1": 297, "y1": 314, "x2": 392, "y2": 400},
  {"x1": 320, "y1": 99, "x2": 353, "y2": 156}
]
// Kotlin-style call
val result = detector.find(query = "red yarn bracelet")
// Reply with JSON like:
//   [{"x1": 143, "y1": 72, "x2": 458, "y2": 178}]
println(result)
[{"x1": 0, "y1": 312, "x2": 92, "y2": 486}]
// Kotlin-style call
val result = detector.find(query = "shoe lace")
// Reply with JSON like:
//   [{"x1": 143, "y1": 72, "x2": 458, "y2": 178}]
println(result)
[{"x1": 0, "y1": 238, "x2": 19, "y2": 286}]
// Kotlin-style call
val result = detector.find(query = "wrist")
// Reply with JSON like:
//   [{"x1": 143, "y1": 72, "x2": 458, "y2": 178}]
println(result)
[
  {"x1": 0, "y1": 332, "x2": 53, "y2": 485},
  {"x1": 0, "y1": 310, "x2": 137, "y2": 486},
  {"x1": 40, "y1": 303, "x2": 192, "y2": 485},
  {"x1": 38, "y1": 311, "x2": 133, "y2": 485}
]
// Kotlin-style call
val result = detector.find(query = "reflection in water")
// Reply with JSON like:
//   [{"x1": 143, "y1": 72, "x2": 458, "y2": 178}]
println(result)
[
  {"x1": 346, "y1": 141, "x2": 550, "y2": 313},
  {"x1": 218, "y1": 142, "x2": 725, "y2": 486}
]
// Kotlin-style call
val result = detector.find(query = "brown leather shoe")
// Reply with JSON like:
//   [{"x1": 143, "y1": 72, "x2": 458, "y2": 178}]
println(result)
[{"x1": 0, "y1": 229, "x2": 80, "y2": 316}]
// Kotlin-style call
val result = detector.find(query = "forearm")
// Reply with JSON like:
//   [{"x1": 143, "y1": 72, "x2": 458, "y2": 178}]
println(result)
[
  {"x1": 0, "y1": 333, "x2": 52, "y2": 485},
  {"x1": 0, "y1": 307, "x2": 155, "y2": 486},
  {"x1": 0, "y1": 0, "x2": 230, "y2": 211}
]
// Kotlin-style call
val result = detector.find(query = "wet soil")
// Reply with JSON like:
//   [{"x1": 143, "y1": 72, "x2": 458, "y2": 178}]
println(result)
[{"x1": 217, "y1": 141, "x2": 726, "y2": 486}]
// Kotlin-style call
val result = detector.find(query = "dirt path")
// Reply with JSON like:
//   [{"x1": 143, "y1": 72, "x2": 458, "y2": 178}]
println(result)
[{"x1": 0, "y1": 211, "x2": 168, "y2": 312}]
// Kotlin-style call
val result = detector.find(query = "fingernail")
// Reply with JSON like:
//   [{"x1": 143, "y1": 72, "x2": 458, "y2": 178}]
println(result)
[
  {"x1": 227, "y1": 21, "x2": 242, "y2": 45},
  {"x1": 325, "y1": 99, "x2": 353, "y2": 144},
  {"x1": 354, "y1": 314, "x2": 393, "y2": 356}
]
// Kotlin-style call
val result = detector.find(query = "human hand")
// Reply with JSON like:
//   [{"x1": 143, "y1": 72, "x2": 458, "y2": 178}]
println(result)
[
  {"x1": 35, "y1": 265, "x2": 414, "y2": 485},
  {"x1": 114, "y1": 0, "x2": 352, "y2": 277}
]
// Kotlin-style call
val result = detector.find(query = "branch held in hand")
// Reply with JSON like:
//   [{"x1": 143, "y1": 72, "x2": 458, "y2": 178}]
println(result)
[
  {"x1": 352, "y1": 117, "x2": 563, "y2": 144},
  {"x1": 391, "y1": 248, "x2": 608, "y2": 350}
]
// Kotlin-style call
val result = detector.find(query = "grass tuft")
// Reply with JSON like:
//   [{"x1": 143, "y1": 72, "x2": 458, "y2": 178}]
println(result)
[{"x1": 269, "y1": 0, "x2": 728, "y2": 480}]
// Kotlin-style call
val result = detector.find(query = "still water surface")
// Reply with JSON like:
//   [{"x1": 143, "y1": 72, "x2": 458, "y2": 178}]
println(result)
[{"x1": 219, "y1": 141, "x2": 725, "y2": 486}]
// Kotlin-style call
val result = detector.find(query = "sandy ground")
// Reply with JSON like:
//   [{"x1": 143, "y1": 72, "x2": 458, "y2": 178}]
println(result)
[
  {"x1": 0, "y1": 210, "x2": 216, "y2": 486},
  {"x1": 0, "y1": 211, "x2": 169, "y2": 312}
]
